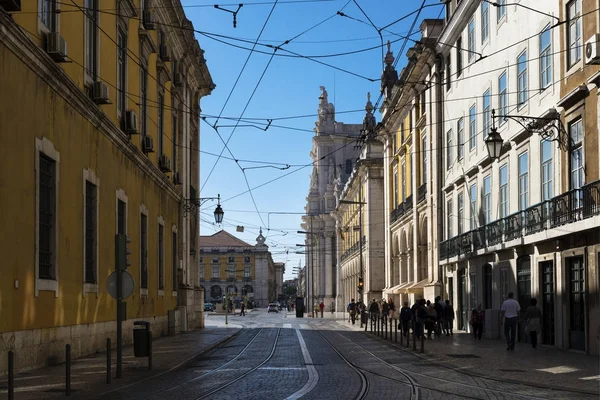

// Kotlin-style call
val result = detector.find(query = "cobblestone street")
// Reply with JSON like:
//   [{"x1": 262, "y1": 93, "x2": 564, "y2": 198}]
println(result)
[{"x1": 1, "y1": 310, "x2": 598, "y2": 400}]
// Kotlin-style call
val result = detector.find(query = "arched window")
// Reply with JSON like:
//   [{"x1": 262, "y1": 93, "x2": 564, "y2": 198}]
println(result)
[
  {"x1": 242, "y1": 285, "x2": 253, "y2": 296},
  {"x1": 210, "y1": 285, "x2": 222, "y2": 299}
]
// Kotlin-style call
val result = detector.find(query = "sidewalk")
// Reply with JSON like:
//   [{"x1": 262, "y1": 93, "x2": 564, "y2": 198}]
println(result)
[
  {"x1": 0, "y1": 319, "x2": 241, "y2": 400},
  {"x1": 338, "y1": 318, "x2": 600, "y2": 395}
]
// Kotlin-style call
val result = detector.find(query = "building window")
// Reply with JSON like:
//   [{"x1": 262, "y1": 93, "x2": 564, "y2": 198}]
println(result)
[
  {"x1": 39, "y1": 153, "x2": 56, "y2": 280},
  {"x1": 497, "y1": 0, "x2": 506, "y2": 21},
  {"x1": 470, "y1": 272, "x2": 477, "y2": 312},
  {"x1": 228, "y1": 256, "x2": 235, "y2": 263},
  {"x1": 541, "y1": 139, "x2": 553, "y2": 201},
  {"x1": 500, "y1": 267, "x2": 509, "y2": 302},
  {"x1": 481, "y1": 1, "x2": 489, "y2": 43},
  {"x1": 467, "y1": 17, "x2": 475, "y2": 61},
  {"x1": 470, "y1": 184, "x2": 477, "y2": 230},
  {"x1": 140, "y1": 66, "x2": 148, "y2": 137},
  {"x1": 212, "y1": 265, "x2": 220, "y2": 279},
  {"x1": 518, "y1": 151, "x2": 529, "y2": 210},
  {"x1": 140, "y1": 213, "x2": 148, "y2": 289},
  {"x1": 244, "y1": 256, "x2": 251, "y2": 263},
  {"x1": 457, "y1": 119, "x2": 464, "y2": 160},
  {"x1": 117, "y1": 29, "x2": 127, "y2": 119},
  {"x1": 401, "y1": 160, "x2": 406, "y2": 201},
  {"x1": 212, "y1": 257, "x2": 219, "y2": 264},
  {"x1": 458, "y1": 191, "x2": 464, "y2": 234},
  {"x1": 420, "y1": 90, "x2": 426, "y2": 117},
  {"x1": 393, "y1": 165, "x2": 398, "y2": 207},
  {"x1": 244, "y1": 266, "x2": 251, "y2": 278},
  {"x1": 227, "y1": 265, "x2": 235, "y2": 279},
  {"x1": 569, "y1": 118, "x2": 584, "y2": 208},
  {"x1": 158, "y1": 222, "x2": 164, "y2": 290},
  {"x1": 498, "y1": 71, "x2": 507, "y2": 124},
  {"x1": 84, "y1": 0, "x2": 98, "y2": 81},
  {"x1": 400, "y1": 122, "x2": 405, "y2": 143},
  {"x1": 483, "y1": 175, "x2": 491, "y2": 224},
  {"x1": 446, "y1": 55, "x2": 451, "y2": 91},
  {"x1": 517, "y1": 50, "x2": 528, "y2": 108},
  {"x1": 483, "y1": 89, "x2": 491, "y2": 141},
  {"x1": 84, "y1": 181, "x2": 97, "y2": 284},
  {"x1": 456, "y1": 37, "x2": 463, "y2": 77},
  {"x1": 172, "y1": 112, "x2": 178, "y2": 173},
  {"x1": 446, "y1": 128, "x2": 453, "y2": 169},
  {"x1": 539, "y1": 25, "x2": 552, "y2": 89},
  {"x1": 499, "y1": 164, "x2": 509, "y2": 218},
  {"x1": 158, "y1": 92, "x2": 164, "y2": 155},
  {"x1": 469, "y1": 105, "x2": 476, "y2": 151},
  {"x1": 567, "y1": 0, "x2": 582, "y2": 68},
  {"x1": 39, "y1": 0, "x2": 56, "y2": 30},
  {"x1": 421, "y1": 134, "x2": 427, "y2": 185},
  {"x1": 172, "y1": 231, "x2": 177, "y2": 291},
  {"x1": 447, "y1": 199, "x2": 453, "y2": 239}
]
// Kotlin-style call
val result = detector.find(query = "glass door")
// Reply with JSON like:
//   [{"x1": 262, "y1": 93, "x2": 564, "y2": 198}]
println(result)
[
  {"x1": 540, "y1": 261, "x2": 555, "y2": 345},
  {"x1": 568, "y1": 256, "x2": 585, "y2": 351},
  {"x1": 459, "y1": 269, "x2": 467, "y2": 331}
]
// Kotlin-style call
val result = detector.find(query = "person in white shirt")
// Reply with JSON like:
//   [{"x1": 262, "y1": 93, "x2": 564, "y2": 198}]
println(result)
[{"x1": 500, "y1": 292, "x2": 521, "y2": 351}]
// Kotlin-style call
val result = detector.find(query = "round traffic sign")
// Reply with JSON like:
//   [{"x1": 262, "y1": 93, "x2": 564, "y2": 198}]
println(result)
[{"x1": 106, "y1": 271, "x2": 135, "y2": 299}]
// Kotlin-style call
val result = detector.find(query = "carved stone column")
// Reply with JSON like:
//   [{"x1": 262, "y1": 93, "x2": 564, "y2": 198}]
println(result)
[
  {"x1": 325, "y1": 232, "x2": 333, "y2": 298},
  {"x1": 407, "y1": 250, "x2": 413, "y2": 283}
]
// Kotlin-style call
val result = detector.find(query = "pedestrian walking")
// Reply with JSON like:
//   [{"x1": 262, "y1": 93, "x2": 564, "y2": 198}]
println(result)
[
  {"x1": 525, "y1": 298, "x2": 542, "y2": 349},
  {"x1": 444, "y1": 300, "x2": 454, "y2": 336},
  {"x1": 501, "y1": 292, "x2": 521, "y2": 351},
  {"x1": 381, "y1": 299, "x2": 389, "y2": 326},
  {"x1": 470, "y1": 304, "x2": 484, "y2": 340},
  {"x1": 319, "y1": 301, "x2": 325, "y2": 318},
  {"x1": 369, "y1": 299, "x2": 379, "y2": 325},
  {"x1": 399, "y1": 301, "x2": 412, "y2": 337},
  {"x1": 388, "y1": 298, "x2": 396, "y2": 319},
  {"x1": 347, "y1": 299, "x2": 357, "y2": 324},
  {"x1": 433, "y1": 296, "x2": 444, "y2": 337},
  {"x1": 240, "y1": 302, "x2": 245, "y2": 316}
]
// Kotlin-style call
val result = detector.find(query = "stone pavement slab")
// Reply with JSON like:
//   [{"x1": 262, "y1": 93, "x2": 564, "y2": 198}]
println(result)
[{"x1": 0, "y1": 320, "x2": 241, "y2": 400}]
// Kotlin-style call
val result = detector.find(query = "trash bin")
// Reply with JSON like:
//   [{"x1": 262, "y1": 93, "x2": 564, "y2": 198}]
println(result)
[{"x1": 133, "y1": 321, "x2": 150, "y2": 357}]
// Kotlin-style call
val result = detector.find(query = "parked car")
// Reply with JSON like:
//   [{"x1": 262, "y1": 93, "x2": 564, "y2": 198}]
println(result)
[
  {"x1": 267, "y1": 303, "x2": 279, "y2": 313},
  {"x1": 204, "y1": 303, "x2": 214, "y2": 312}
]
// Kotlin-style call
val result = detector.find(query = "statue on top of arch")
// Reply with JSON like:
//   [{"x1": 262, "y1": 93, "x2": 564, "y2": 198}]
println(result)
[{"x1": 316, "y1": 86, "x2": 335, "y2": 131}]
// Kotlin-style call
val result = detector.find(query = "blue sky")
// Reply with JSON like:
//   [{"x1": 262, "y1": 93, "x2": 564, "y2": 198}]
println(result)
[{"x1": 182, "y1": 0, "x2": 444, "y2": 280}]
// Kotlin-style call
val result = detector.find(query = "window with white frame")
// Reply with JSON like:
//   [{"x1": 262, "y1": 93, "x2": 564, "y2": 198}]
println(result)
[
  {"x1": 421, "y1": 134, "x2": 427, "y2": 185},
  {"x1": 539, "y1": 25, "x2": 552, "y2": 89},
  {"x1": 39, "y1": 0, "x2": 56, "y2": 31},
  {"x1": 158, "y1": 221, "x2": 164, "y2": 290},
  {"x1": 84, "y1": 0, "x2": 98, "y2": 82},
  {"x1": 517, "y1": 50, "x2": 528, "y2": 108},
  {"x1": 140, "y1": 65, "x2": 148, "y2": 137},
  {"x1": 458, "y1": 191, "x2": 464, "y2": 234},
  {"x1": 569, "y1": 118, "x2": 584, "y2": 208},
  {"x1": 244, "y1": 256, "x2": 251, "y2": 263},
  {"x1": 467, "y1": 17, "x2": 475, "y2": 61},
  {"x1": 158, "y1": 92, "x2": 164, "y2": 155},
  {"x1": 212, "y1": 265, "x2": 220, "y2": 279},
  {"x1": 470, "y1": 184, "x2": 477, "y2": 230},
  {"x1": 228, "y1": 256, "x2": 235, "y2": 263},
  {"x1": 541, "y1": 139, "x2": 553, "y2": 201},
  {"x1": 567, "y1": 0, "x2": 582, "y2": 68},
  {"x1": 469, "y1": 105, "x2": 476, "y2": 151},
  {"x1": 483, "y1": 89, "x2": 491, "y2": 140},
  {"x1": 39, "y1": 153, "x2": 57, "y2": 280},
  {"x1": 140, "y1": 213, "x2": 148, "y2": 289},
  {"x1": 117, "y1": 28, "x2": 127, "y2": 119},
  {"x1": 500, "y1": 267, "x2": 509, "y2": 301},
  {"x1": 84, "y1": 180, "x2": 97, "y2": 284},
  {"x1": 498, "y1": 71, "x2": 507, "y2": 124},
  {"x1": 447, "y1": 199, "x2": 453, "y2": 239},
  {"x1": 227, "y1": 265, "x2": 235, "y2": 279},
  {"x1": 497, "y1": 0, "x2": 506, "y2": 21},
  {"x1": 446, "y1": 128, "x2": 454, "y2": 169},
  {"x1": 393, "y1": 165, "x2": 398, "y2": 207},
  {"x1": 499, "y1": 164, "x2": 509, "y2": 218},
  {"x1": 483, "y1": 175, "x2": 491, "y2": 224},
  {"x1": 518, "y1": 151, "x2": 529, "y2": 210},
  {"x1": 244, "y1": 266, "x2": 251, "y2": 278},
  {"x1": 401, "y1": 159, "x2": 407, "y2": 201},
  {"x1": 481, "y1": 1, "x2": 489, "y2": 43},
  {"x1": 457, "y1": 118, "x2": 464, "y2": 160},
  {"x1": 456, "y1": 37, "x2": 463, "y2": 76},
  {"x1": 212, "y1": 257, "x2": 220, "y2": 264}
]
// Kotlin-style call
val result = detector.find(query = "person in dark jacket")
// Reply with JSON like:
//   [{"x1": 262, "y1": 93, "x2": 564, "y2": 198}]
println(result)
[
  {"x1": 433, "y1": 296, "x2": 444, "y2": 337},
  {"x1": 399, "y1": 301, "x2": 412, "y2": 336},
  {"x1": 444, "y1": 300, "x2": 455, "y2": 336}
]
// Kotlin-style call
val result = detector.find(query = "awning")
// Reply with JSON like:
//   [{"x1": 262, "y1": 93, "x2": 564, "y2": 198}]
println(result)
[
  {"x1": 387, "y1": 282, "x2": 412, "y2": 295},
  {"x1": 405, "y1": 278, "x2": 430, "y2": 294}
]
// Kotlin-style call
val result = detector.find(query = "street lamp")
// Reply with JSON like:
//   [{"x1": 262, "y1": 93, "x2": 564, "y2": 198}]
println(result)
[
  {"x1": 485, "y1": 110, "x2": 503, "y2": 161},
  {"x1": 183, "y1": 193, "x2": 224, "y2": 222}
]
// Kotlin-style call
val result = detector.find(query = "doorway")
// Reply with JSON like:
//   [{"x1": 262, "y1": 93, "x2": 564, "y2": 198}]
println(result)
[
  {"x1": 540, "y1": 261, "x2": 555, "y2": 345},
  {"x1": 568, "y1": 256, "x2": 585, "y2": 351},
  {"x1": 458, "y1": 269, "x2": 467, "y2": 331}
]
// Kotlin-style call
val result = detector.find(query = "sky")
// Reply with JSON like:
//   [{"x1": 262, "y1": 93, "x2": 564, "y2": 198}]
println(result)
[{"x1": 182, "y1": 0, "x2": 444, "y2": 281}]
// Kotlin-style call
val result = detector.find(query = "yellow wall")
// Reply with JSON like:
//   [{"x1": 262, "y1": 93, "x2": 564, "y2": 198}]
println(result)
[
  {"x1": 1, "y1": 4, "x2": 179, "y2": 333},
  {"x1": 199, "y1": 254, "x2": 257, "y2": 280}
]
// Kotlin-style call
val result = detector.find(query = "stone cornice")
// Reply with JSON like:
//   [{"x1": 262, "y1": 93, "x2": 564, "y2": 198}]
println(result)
[{"x1": 0, "y1": 12, "x2": 181, "y2": 201}]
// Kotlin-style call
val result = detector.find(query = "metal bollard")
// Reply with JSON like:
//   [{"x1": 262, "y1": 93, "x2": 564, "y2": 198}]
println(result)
[
  {"x1": 421, "y1": 330, "x2": 425, "y2": 353},
  {"x1": 148, "y1": 331, "x2": 153, "y2": 370},
  {"x1": 66, "y1": 344, "x2": 71, "y2": 396},
  {"x1": 8, "y1": 350, "x2": 14, "y2": 400},
  {"x1": 412, "y1": 321, "x2": 417, "y2": 351},
  {"x1": 106, "y1": 338, "x2": 111, "y2": 384}
]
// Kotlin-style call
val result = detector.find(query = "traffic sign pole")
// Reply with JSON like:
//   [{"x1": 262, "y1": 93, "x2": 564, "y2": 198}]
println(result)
[{"x1": 115, "y1": 234, "x2": 123, "y2": 379}]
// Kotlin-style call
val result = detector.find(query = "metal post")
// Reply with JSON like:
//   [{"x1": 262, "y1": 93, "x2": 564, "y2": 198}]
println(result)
[
  {"x1": 148, "y1": 331, "x2": 152, "y2": 370},
  {"x1": 8, "y1": 350, "x2": 14, "y2": 400},
  {"x1": 115, "y1": 235, "x2": 123, "y2": 379},
  {"x1": 65, "y1": 344, "x2": 71, "y2": 396},
  {"x1": 106, "y1": 338, "x2": 111, "y2": 384},
  {"x1": 358, "y1": 187, "x2": 363, "y2": 305},
  {"x1": 412, "y1": 321, "x2": 417, "y2": 350},
  {"x1": 420, "y1": 330, "x2": 425, "y2": 353}
]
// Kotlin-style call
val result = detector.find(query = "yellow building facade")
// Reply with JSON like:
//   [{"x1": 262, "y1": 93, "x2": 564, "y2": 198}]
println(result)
[{"x1": 0, "y1": 0, "x2": 213, "y2": 373}]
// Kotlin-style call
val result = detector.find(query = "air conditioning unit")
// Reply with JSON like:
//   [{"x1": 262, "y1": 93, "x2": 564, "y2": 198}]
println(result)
[
  {"x1": 143, "y1": 10, "x2": 156, "y2": 30},
  {"x1": 124, "y1": 110, "x2": 138, "y2": 134},
  {"x1": 46, "y1": 32, "x2": 67, "y2": 62},
  {"x1": 159, "y1": 43, "x2": 171, "y2": 62},
  {"x1": 143, "y1": 135, "x2": 154, "y2": 153},
  {"x1": 92, "y1": 81, "x2": 110, "y2": 104},
  {"x1": 159, "y1": 154, "x2": 172, "y2": 172},
  {"x1": 585, "y1": 34, "x2": 600, "y2": 65},
  {"x1": 0, "y1": 0, "x2": 21, "y2": 11},
  {"x1": 173, "y1": 171, "x2": 182, "y2": 185}
]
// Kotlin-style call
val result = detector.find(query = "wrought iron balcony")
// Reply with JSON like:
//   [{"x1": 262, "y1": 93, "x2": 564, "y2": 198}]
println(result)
[
  {"x1": 417, "y1": 184, "x2": 427, "y2": 203},
  {"x1": 390, "y1": 202, "x2": 405, "y2": 223},
  {"x1": 439, "y1": 180, "x2": 600, "y2": 260},
  {"x1": 405, "y1": 195, "x2": 413, "y2": 213}
]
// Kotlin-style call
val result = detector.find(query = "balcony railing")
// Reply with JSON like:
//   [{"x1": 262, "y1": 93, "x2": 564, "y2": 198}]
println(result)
[
  {"x1": 417, "y1": 184, "x2": 427, "y2": 203},
  {"x1": 340, "y1": 236, "x2": 367, "y2": 262},
  {"x1": 390, "y1": 202, "x2": 405, "y2": 223},
  {"x1": 440, "y1": 180, "x2": 600, "y2": 260}
]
